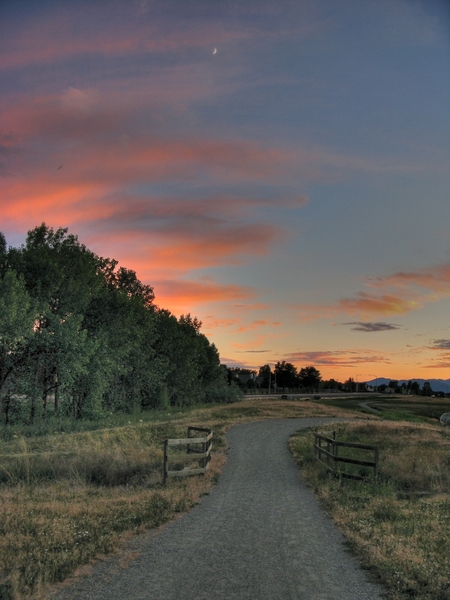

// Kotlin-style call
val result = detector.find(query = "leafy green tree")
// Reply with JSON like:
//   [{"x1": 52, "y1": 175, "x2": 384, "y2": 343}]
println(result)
[
  {"x1": 0, "y1": 223, "x2": 239, "y2": 422},
  {"x1": 0, "y1": 270, "x2": 38, "y2": 423},
  {"x1": 7, "y1": 225, "x2": 107, "y2": 419}
]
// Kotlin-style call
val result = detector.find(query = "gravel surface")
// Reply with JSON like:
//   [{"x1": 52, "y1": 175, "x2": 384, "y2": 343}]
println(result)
[{"x1": 50, "y1": 418, "x2": 386, "y2": 599}]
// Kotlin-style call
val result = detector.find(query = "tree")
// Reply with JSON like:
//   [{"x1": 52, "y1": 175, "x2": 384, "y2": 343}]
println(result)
[
  {"x1": 410, "y1": 381, "x2": 420, "y2": 395},
  {"x1": 298, "y1": 366, "x2": 322, "y2": 390},
  {"x1": 0, "y1": 270, "x2": 37, "y2": 423},
  {"x1": 0, "y1": 224, "x2": 239, "y2": 422},
  {"x1": 321, "y1": 378, "x2": 342, "y2": 391},
  {"x1": 388, "y1": 380, "x2": 400, "y2": 393},
  {"x1": 8, "y1": 224, "x2": 107, "y2": 419},
  {"x1": 274, "y1": 361, "x2": 298, "y2": 389},
  {"x1": 422, "y1": 381, "x2": 433, "y2": 397},
  {"x1": 257, "y1": 364, "x2": 272, "y2": 389}
]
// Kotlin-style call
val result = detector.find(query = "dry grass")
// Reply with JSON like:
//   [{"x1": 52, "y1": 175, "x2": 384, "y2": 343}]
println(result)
[
  {"x1": 0, "y1": 396, "x2": 359, "y2": 599},
  {"x1": 290, "y1": 420, "x2": 450, "y2": 599}
]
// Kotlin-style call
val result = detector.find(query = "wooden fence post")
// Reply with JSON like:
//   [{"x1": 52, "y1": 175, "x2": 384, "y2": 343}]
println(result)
[
  {"x1": 163, "y1": 427, "x2": 213, "y2": 484},
  {"x1": 163, "y1": 439, "x2": 168, "y2": 486}
]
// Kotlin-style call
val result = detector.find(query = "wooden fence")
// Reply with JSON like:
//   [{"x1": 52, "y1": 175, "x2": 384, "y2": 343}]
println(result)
[
  {"x1": 163, "y1": 426, "x2": 213, "y2": 485},
  {"x1": 314, "y1": 431, "x2": 379, "y2": 481}
]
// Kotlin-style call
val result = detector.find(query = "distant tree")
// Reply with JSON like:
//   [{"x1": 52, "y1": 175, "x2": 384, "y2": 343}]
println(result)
[
  {"x1": 257, "y1": 364, "x2": 272, "y2": 389},
  {"x1": 226, "y1": 368, "x2": 256, "y2": 390},
  {"x1": 274, "y1": 361, "x2": 298, "y2": 389},
  {"x1": 298, "y1": 366, "x2": 322, "y2": 390},
  {"x1": 422, "y1": 381, "x2": 433, "y2": 397},
  {"x1": 388, "y1": 380, "x2": 401, "y2": 393},
  {"x1": 344, "y1": 377, "x2": 355, "y2": 392},
  {"x1": 410, "y1": 381, "x2": 420, "y2": 395},
  {"x1": 321, "y1": 378, "x2": 342, "y2": 391}
]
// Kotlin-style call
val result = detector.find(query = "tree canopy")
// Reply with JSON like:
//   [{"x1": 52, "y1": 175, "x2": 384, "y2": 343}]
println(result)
[{"x1": 0, "y1": 224, "x2": 241, "y2": 424}]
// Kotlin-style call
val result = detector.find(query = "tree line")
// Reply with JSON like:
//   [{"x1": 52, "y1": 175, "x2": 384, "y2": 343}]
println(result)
[
  {"x1": 231, "y1": 364, "x2": 445, "y2": 397},
  {"x1": 0, "y1": 224, "x2": 242, "y2": 425},
  {"x1": 229, "y1": 362, "x2": 325, "y2": 392}
]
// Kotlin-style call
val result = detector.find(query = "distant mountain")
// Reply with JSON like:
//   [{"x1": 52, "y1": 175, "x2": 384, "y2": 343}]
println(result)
[{"x1": 366, "y1": 378, "x2": 450, "y2": 394}]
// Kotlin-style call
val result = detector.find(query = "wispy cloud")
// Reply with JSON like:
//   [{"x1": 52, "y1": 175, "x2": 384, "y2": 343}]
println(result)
[
  {"x1": 0, "y1": 4, "x2": 252, "y2": 72},
  {"x1": 297, "y1": 261, "x2": 450, "y2": 321},
  {"x1": 343, "y1": 321, "x2": 402, "y2": 332},
  {"x1": 375, "y1": 264, "x2": 450, "y2": 294},
  {"x1": 285, "y1": 350, "x2": 393, "y2": 369},
  {"x1": 430, "y1": 339, "x2": 450, "y2": 350}
]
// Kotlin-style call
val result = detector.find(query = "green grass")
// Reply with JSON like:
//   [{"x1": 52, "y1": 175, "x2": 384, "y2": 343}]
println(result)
[{"x1": 315, "y1": 394, "x2": 450, "y2": 424}]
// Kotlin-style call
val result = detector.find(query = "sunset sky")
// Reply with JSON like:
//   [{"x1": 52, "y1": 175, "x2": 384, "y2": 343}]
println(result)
[{"x1": 1, "y1": 0, "x2": 449, "y2": 382}]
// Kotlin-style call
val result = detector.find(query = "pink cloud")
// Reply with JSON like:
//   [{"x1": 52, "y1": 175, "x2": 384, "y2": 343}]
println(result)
[
  {"x1": 0, "y1": 88, "x2": 303, "y2": 283},
  {"x1": 338, "y1": 292, "x2": 419, "y2": 316},
  {"x1": 0, "y1": 5, "x2": 251, "y2": 71},
  {"x1": 202, "y1": 317, "x2": 240, "y2": 331},
  {"x1": 296, "y1": 261, "x2": 450, "y2": 321},
  {"x1": 377, "y1": 264, "x2": 450, "y2": 294},
  {"x1": 237, "y1": 320, "x2": 281, "y2": 332}
]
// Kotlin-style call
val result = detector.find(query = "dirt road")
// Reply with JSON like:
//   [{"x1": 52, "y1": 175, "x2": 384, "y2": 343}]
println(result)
[{"x1": 50, "y1": 418, "x2": 386, "y2": 599}]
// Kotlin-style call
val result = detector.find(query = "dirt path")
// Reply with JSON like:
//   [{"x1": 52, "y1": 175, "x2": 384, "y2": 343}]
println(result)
[{"x1": 49, "y1": 418, "x2": 386, "y2": 599}]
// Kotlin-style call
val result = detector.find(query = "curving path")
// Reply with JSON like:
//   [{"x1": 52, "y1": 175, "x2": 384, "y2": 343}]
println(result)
[{"x1": 50, "y1": 418, "x2": 386, "y2": 599}]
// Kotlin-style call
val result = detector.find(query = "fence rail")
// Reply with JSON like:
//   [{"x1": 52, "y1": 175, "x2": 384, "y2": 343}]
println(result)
[
  {"x1": 314, "y1": 431, "x2": 378, "y2": 481},
  {"x1": 163, "y1": 426, "x2": 213, "y2": 485}
]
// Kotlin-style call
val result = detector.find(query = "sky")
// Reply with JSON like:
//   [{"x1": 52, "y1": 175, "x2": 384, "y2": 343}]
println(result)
[{"x1": 1, "y1": 0, "x2": 449, "y2": 383}]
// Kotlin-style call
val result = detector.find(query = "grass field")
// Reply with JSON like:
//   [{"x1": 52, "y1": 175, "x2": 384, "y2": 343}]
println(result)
[
  {"x1": 0, "y1": 397, "x2": 352, "y2": 599},
  {"x1": 290, "y1": 418, "x2": 450, "y2": 599},
  {"x1": 0, "y1": 394, "x2": 448, "y2": 599},
  {"x1": 317, "y1": 393, "x2": 450, "y2": 422}
]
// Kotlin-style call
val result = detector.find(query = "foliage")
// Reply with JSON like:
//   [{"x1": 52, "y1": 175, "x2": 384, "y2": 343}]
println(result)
[
  {"x1": 274, "y1": 360, "x2": 298, "y2": 388},
  {"x1": 0, "y1": 224, "x2": 238, "y2": 424},
  {"x1": 297, "y1": 365, "x2": 322, "y2": 390}
]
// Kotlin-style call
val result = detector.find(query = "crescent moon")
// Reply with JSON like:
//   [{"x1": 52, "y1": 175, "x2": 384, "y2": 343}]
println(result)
[{"x1": 213, "y1": 48, "x2": 217, "y2": 54}]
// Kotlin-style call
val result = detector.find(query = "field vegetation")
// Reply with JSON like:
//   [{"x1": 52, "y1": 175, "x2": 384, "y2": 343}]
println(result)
[
  {"x1": 317, "y1": 393, "x2": 450, "y2": 422},
  {"x1": 0, "y1": 388, "x2": 449, "y2": 599},
  {"x1": 290, "y1": 417, "x2": 450, "y2": 600},
  {"x1": 0, "y1": 397, "x2": 352, "y2": 599}
]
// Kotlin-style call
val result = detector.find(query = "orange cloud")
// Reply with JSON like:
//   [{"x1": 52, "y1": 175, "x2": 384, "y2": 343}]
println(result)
[
  {"x1": 338, "y1": 293, "x2": 419, "y2": 316},
  {"x1": 232, "y1": 335, "x2": 273, "y2": 351},
  {"x1": 203, "y1": 317, "x2": 240, "y2": 330},
  {"x1": 150, "y1": 278, "x2": 254, "y2": 311},
  {"x1": 377, "y1": 264, "x2": 450, "y2": 294},
  {"x1": 296, "y1": 261, "x2": 450, "y2": 322},
  {"x1": 236, "y1": 320, "x2": 282, "y2": 332},
  {"x1": 0, "y1": 87, "x2": 304, "y2": 283}
]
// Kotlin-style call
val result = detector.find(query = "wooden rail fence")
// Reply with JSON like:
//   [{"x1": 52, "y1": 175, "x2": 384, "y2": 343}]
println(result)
[
  {"x1": 163, "y1": 426, "x2": 213, "y2": 485},
  {"x1": 314, "y1": 431, "x2": 378, "y2": 482}
]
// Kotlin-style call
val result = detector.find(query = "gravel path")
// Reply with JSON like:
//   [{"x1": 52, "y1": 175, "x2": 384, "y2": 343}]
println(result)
[{"x1": 50, "y1": 418, "x2": 386, "y2": 599}]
